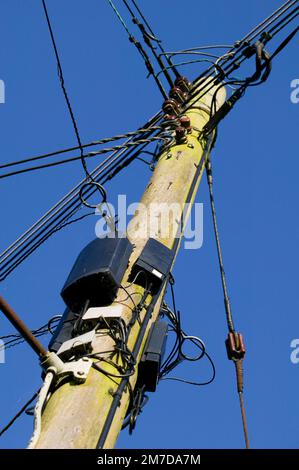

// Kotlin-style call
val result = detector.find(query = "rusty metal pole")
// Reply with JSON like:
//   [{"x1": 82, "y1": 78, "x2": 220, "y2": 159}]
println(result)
[{"x1": 0, "y1": 295, "x2": 47, "y2": 358}]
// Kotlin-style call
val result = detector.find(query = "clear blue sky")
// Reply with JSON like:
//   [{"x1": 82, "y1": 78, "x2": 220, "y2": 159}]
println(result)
[{"x1": 0, "y1": 0, "x2": 298, "y2": 449}]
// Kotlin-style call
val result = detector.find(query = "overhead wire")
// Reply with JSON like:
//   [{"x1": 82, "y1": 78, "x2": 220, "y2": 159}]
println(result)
[
  {"x1": 3, "y1": 1, "x2": 290, "y2": 267},
  {"x1": 0, "y1": 315, "x2": 65, "y2": 351},
  {"x1": 0, "y1": 0, "x2": 297, "y2": 447},
  {"x1": 197, "y1": 27, "x2": 297, "y2": 443},
  {"x1": 41, "y1": 0, "x2": 90, "y2": 180},
  {"x1": 181, "y1": 4, "x2": 299, "y2": 128},
  {"x1": 0, "y1": 125, "x2": 165, "y2": 171},
  {"x1": 0, "y1": 390, "x2": 40, "y2": 438},
  {"x1": 1, "y1": 1, "x2": 298, "y2": 282},
  {"x1": 189, "y1": 0, "x2": 299, "y2": 97},
  {"x1": 2, "y1": 110, "x2": 158, "y2": 264},
  {"x1": 0, "y1": 134, "x2": 170, "y2": 179},
  {"x1": 0, "y1": 114, "x2": 163, "y2": 281},
  {"x1": 121, "y1": 0, "x2": 174, "y2": 87},
  {"x1": 128, "y1": 0, "x2": 180, "y2": 77},
  {"x1": 106, "y1": 0, "x2": 168, "y2": 98}
]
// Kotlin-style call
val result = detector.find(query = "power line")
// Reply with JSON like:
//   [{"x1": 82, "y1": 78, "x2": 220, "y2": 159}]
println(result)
[
  {"x1": 190, "y1": 0, "x2": 298, "y2": 94},
  {"x1": 3, "y1": 2, "x2": 295, "y2": 178},
  {"x1": 0, "y1": 1, "x2": 297, "y2": 283},
  {"x1": 0, "y1": 390, "x2": 40, "y2": 438},
  {"x1": 129, "y1": 0, "x2": 180, "y2": 78},
  {"x1": 0, "y1": 135, "x2": 169, "y2": 179},
  {"x1": 184, "y1": 6, "x2": 299, "y2": 122},
  {"x1": 0, "y1": 125, "x2": 164, "y2": 170},
  {"x1": 41, "y1": 0, "x2": 90, "y2": 180},
  {"x1": 121, "y1": 0, "x2": 175, "y2": 86},
  {"x1": 106, "y1": 0, "x2": 168, "y2": 98},
  {"x1": 0, "y1": 115, "x2": 162, "y2": 281}
]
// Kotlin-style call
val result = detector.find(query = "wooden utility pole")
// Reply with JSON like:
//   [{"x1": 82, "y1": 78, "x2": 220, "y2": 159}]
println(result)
[{"x1": 32, "y1": 80, "x2": 225, "y2": 449}]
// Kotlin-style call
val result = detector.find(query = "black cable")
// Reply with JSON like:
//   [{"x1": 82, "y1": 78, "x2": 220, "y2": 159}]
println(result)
[
  {"x1": 106, "y1": 0, "x2": 168, "y2": 98},
  {"x1": 156, "y1": 58, "x2": 220, "y2": 78},
  {"x1": 0, "y1": 116, "x2": 162, "y2": 281},
  {"x1": 4, "y1": 2, "x2": 293, "y2": 182},
  {"x1": 159, "y1": 280, "x2": 210, "y2": 384},
  {"x1": 160, "y1": 350, "x2": 216, "y2": 386},
  {"x1": 203, "y1": 24, "x2": 298, "y2": 138},
  {"x1": 241, "y1": 0, "x2": 297, "y2": 43},
  {"x1": 267, "y1": 3, "x2": 299, "y2": 36},
  {"x1": 121, "y1": 0, "x2": 174, "y2": 87},
  {"x1": 0, "y1": 126, "x2": 164, "y2": 171},
  {"x1": 0, "y1": 390, "x2": 40, "y2": 437},
  {"x1": 0, "y1": 315, "x2": 67, "y2": 351},
  {"x1": 0, "y1": 210, "x2": 94, "y2": 282},
  {"x1": 129, "y1": 0, "x2": 180, "y2": 78},
  {"x1": 188, "y1": 11, "x2": 298, "y2": 138},
  {"x1": 1, "y1": 2, "x2": 297, "y2": 282},
  {"x1": 207, "y1": 150, "x2": 234, "y2": 333},
  {"x1": 189, "y1": 1, "x2": 299, "y2": 103},
  {"x1": 96, "y1": 276, "x2": 168, "y2": 449},
  {"x1": 0, "y1": 111, "x2": 161, "y2": 264},
  {"x1": 41, "y1": 0, "x2": 90, "y2": 180},
  {"x1": 0, "y1": 135, "x2": 168, "y2": 179}
]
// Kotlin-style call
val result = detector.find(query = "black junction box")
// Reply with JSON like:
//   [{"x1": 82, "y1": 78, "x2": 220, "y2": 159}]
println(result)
[
  {"x1": 130, "y1": 238, "x2": 174, "y2": 293},
  {"x1": 61, "y1": 236, "x2": 133, "y2": 312},
  {"x1": 138, "y1": 319, "x2": 168, "y2": 392}
]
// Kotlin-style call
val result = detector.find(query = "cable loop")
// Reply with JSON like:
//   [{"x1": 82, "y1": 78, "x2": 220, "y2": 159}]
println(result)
[
  {"x1": 179, "y1": 335, "x2": 206, "y2": 362},
  {"x1": 79, "y1": 181, "x2": 107, "y2": 209}
]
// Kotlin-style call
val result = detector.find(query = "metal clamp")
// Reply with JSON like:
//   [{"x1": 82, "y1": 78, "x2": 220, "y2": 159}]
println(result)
[{"x1": 40, "y1": 352, "x2": 92, "y2": 384}]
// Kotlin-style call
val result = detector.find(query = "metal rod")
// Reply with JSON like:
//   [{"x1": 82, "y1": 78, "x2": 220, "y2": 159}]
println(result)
[{"x1": 0, "y1": 295, "x2": 47, "y2": 358}]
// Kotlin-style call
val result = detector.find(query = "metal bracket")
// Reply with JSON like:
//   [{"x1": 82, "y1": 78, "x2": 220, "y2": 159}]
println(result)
[
  {"x1": 60, "y1": 357, "x2": 92, "y2": 383},
  {"x1": 81, "y1": 305, "x2": 123, "y2": 328},
  {"x1": 40, "y1": 352, "x2": 92, "y2": 384},
  {"x1": 56, "y1": 330, "x2": 96, "y2": 360}
]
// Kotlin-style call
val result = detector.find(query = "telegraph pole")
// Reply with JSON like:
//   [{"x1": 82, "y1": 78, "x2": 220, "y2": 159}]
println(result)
[{"x1": 32, "y1": 80, "x2": 226, "y2": 449}]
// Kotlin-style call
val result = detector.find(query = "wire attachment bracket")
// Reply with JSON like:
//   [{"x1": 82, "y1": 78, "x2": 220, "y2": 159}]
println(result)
[{"x1": 40, "y1": 352, "x2": 92, "y2": 384}]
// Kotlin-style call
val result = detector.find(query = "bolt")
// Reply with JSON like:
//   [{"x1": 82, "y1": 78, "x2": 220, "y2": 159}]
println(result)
[
  {"x1": 167, "y1": 152, "x2": 172, "y2": 158},
  {"x1": 187, "y1": 143, "x2": 194, "y2": 149},
  {"x1": 82, "y1": 357, "x2": 89, "y2": 362}
]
